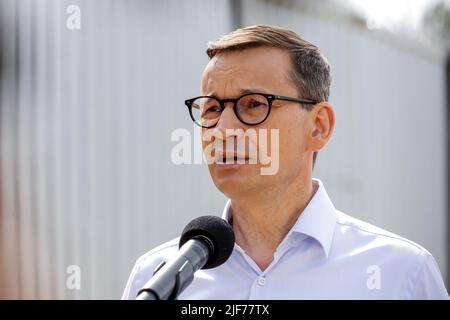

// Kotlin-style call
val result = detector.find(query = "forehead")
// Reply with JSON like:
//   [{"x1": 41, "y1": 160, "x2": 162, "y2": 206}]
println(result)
[{"x1": 201, "y1": 46, "x2": 294, "y2": 96}]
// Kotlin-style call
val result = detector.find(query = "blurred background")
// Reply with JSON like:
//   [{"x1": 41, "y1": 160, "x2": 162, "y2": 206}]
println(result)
[{"x1": 0, "y1": 0, "x2": 449, "y2": 299}]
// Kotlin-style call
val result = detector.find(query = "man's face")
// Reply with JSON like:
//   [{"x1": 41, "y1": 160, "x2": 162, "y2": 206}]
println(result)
[{"x1": 200, "y1": 46, "x2": 315, "y2": 198}]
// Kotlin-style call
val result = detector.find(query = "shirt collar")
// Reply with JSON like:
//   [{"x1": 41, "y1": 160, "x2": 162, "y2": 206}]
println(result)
[{"x1": 221, "y1": 178, "x2": 337, "y2": 257}]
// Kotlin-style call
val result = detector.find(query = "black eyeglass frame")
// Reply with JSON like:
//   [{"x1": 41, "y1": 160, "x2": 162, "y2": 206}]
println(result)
[{"x1": 184, "y1": 92, "x2": 318, "y2": 128}]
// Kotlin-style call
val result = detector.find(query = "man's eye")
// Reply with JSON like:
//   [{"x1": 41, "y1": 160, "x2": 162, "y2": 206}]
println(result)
[
  {"x1": 204, "y1": 105, "x2": 221, "y2": 113},
  {"x1": 201, "y1": 105, "x2": 221, "y2": 117},
  {"x1": 247, "y1": 100, "x2": 264, "y2": 108}
]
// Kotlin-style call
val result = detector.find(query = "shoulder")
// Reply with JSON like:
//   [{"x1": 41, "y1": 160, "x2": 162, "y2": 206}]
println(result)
[
  {"x1": 332, "y1": 210, "x2": 448, "y2": 298},
  {"x1": 122, "y1": 238, "x2": 180, "y2": 299},
  {"x1": 331, "y1": 211, "x2": 442, "y2": 299},
  {"x1": 332, "y1": 210, "x2": 432, "y2": 281},
  {"x1": 135, "y1": 237, "x2": 180, "y2": 268},
  {"x1": 334, "y1": 210, "x2": 430, "y2": 257}
]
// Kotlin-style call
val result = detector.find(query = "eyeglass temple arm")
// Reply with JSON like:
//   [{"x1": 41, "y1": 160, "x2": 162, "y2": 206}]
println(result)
[{"x1": 273, "y1": 95, "x2": 317, "y2": 104}]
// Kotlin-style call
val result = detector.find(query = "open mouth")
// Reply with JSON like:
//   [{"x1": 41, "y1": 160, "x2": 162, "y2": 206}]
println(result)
[
  {"x1": 216, "y1": 155, "x2": 248, "y2": 164},
  {"x1": 222, "y1": 156, "x2": 246, "y2": 163}
]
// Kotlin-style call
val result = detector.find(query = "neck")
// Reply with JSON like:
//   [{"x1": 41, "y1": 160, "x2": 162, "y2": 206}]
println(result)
[{"x1": 229, "y1": 176, "x2": 317, "y2": 271}]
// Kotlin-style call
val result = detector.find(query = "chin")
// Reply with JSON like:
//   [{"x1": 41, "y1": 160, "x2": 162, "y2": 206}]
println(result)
[{"x1": 209, "y1": 165, "x2": 265, "y2": 197}]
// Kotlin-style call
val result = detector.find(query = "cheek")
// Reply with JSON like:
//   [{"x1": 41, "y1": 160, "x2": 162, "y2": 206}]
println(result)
[
  {"x1": 281, "y1": 128, "x2": 301, "y2": 153},
  {"x1": 277, "y1": 121, "x2": 307, "y2": 164}
]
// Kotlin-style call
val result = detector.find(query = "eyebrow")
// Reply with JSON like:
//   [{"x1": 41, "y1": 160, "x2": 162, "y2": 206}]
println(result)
[
  {"x1": 239, "y1": 88, "x2": 269, "y2": 95},
  {"x1": 206, "y1": 88, "x2": 270, "y2": 97}
]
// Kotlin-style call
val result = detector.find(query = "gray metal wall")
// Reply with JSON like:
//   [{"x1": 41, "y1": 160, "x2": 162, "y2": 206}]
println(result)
[
  {"x1": 0, "y1": 0, "x2": 447, "y2": 299},
  {"x1": 0, "y1": 0, "x2": 231, "y2": 299}
]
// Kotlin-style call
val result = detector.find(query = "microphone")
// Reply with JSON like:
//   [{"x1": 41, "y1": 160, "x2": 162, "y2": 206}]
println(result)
[{"x1": 136, "y1": 215, "x2": 235, "y2": 300}]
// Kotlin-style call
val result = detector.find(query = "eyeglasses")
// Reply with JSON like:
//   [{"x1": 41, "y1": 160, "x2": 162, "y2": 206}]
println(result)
[{"x1": 184, "y1": 92, "x2": 318, "y2": 128}]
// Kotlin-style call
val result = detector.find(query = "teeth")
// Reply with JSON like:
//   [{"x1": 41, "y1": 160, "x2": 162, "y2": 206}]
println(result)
[{"x1": 217, "y1": 157, "x2": 246, "y2": 164}]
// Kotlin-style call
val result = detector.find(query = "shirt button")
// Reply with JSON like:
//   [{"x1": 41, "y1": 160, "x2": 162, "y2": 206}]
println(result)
[{"x1": 257, "y1": 276, "x2": 266, "y2": 286}]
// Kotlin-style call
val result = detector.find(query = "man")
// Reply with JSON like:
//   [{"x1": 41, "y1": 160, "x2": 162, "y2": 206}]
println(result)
[{"x1": 122, "y1": 25, "x2": 449, "y2": 299}]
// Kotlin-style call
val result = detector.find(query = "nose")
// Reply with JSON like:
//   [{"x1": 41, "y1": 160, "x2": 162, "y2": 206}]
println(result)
[{"x1": 213, "y1": 102, "x2": 244, "y2": 141}]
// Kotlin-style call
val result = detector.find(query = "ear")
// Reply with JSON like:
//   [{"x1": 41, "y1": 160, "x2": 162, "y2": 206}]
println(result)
[{"x1": 308, "y1": 102, "x2": 335, "y2": 152}]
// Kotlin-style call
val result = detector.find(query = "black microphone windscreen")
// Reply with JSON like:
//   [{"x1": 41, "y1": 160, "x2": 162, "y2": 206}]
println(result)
[{"x1": 179, "y1": 215, "x2": 235, "y2": 269}]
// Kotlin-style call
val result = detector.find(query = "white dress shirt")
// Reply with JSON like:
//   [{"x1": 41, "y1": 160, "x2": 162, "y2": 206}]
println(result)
[{"x1": 122, "y1": 178, "x2": 449, "y2": 299}]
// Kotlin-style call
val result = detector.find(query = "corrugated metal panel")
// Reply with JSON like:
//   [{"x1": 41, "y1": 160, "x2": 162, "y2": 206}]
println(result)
[
  {"x1": 0, "y1": 0, "x2": 231, "y2": 299},
  {"x1": 0, "y1": 0, "x2": 447, "y2": 299}
]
